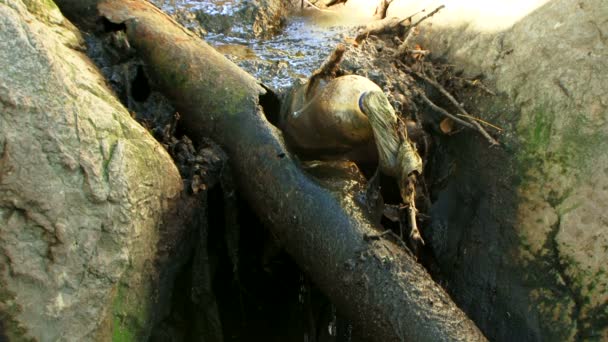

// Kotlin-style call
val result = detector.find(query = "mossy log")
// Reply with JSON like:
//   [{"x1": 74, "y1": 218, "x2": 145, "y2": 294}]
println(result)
[{"x1": 55, "y1": 0, "x2": 487, "y2": 340}]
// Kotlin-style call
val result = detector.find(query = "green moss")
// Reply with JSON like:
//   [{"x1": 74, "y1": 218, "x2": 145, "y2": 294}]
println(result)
[
  {"x1": 517, "y1": 106, "x2": 608, "y2": 180},
  {"x1": 559, "y1": 112, "x2": 607, "y2": 171},
  {"x1": 112, "y1": 317, "x2": 136, "y2": 342},
  {"x1": 528, "y1": 110, "x2": 553, "y2": 154},
  {"x1": 111, "y1": 282, "x2": 150, "y2": 342},
  {"x1": 22, "y1": 0, "x2": 61, "y2": 23}
]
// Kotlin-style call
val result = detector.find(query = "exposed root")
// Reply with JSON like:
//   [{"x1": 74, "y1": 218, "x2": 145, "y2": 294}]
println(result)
[
  {"x1": 355, "y1": 17, "x2": 412, "y2": 44},
  {"x1": 400, "y1": 63, "x2": 501, "y2": 146},
  {"x1": 463, "y1": 78, "x2": 497, "y2": 96},
  {"x1": 306, "y1": 43, "x2": 346, "y2": 97},
  {"x1": 402, "y1": 174, "x2": 424, "y2": 247},
  {"x1": 410, "y1": 5, "x2": 445, "y2": 30},
  {"x1": 457, "y1": 113, "x2": 503, "y2": 131},
  {"x1": 396, "y1": 4, "x2": 446, "y2": 58},
  {"x1": 315, "y1": 2, "x2": 502, "y2": 253},
  {"x1": 416, "y1": 91, "x2": 475, "y2": 129},
  {"x1": 356, "y1": 5, "x2": 444, "y2": 47}
]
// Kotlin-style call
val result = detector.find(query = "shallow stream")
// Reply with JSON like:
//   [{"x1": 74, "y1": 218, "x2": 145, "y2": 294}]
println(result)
[{"x1": 153, "y1": 0, "x2": 362, "y2": 91}]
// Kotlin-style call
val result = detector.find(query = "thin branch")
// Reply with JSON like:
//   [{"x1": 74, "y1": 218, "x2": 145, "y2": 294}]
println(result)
[
  {"x1": 409, "y1": 49, "x2": 430, "y2": 56},
  {"x1": 306, "y1": 43, "x2": 346, "y2": 98},
  {"x1": 355, "y1": 16, "x2": 412, "y2": 43},
  {"x1": 410, "y1": 5, "x2": 445, "y2": 28},
  {"x1": 463, "y1": 79, "x2": 497, "y2": 96},
  {"x1": 324, "y1": 0, "x2": 348, "y2": 7},
  {"x1": 406, "y1": 182, "x2": 424, "y2": 246},
  {"x1": 417, "y1": 92, "x2": 475, "y2": 129},
  {"x1": 400, "y1": 63, "x2": 500, "y2": 145},
  {"x1": 457, "y1": 113, "x2": 503, "y2": 131},
  {"x1": 302, "y1": 0, "x2": 334, "y2": 12},
  {"x1": 396, "y1": 5, "x2": 445, "y2": 57}
]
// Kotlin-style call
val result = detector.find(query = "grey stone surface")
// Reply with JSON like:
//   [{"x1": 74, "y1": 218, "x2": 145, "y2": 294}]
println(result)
[
  {"x1": 0, "y1": 0, "x2": 183, "y2": 340},
  {"x1": 412, "y1": 0, "x2": 608, "y2": 340}
]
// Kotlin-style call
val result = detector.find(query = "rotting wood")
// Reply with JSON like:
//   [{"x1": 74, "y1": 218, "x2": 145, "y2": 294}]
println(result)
[{"x1": 55, "y1": 0, "x2": 488, "y2": 341}]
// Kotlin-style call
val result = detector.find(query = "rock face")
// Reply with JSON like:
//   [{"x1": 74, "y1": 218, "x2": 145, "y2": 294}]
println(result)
[
  {"x1": 411, "y1": 0, "x2": 608, "y2": 340},
  {"x1": 158, "y1": 0, "x2": 287, "y2": 39},
  {"x1": 0, "y1": 0, "x2": 184, "y2": 340}
]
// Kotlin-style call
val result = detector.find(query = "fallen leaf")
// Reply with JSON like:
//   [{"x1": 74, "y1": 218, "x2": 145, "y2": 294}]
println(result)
[{"x1": 440, "y1": 118, "x2": 455, "y2": 134}]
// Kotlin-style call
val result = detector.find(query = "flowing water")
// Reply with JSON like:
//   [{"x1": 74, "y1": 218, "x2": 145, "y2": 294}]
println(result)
[{"x1": 153, "y1": 0, "x2": 363, "y2": 92}]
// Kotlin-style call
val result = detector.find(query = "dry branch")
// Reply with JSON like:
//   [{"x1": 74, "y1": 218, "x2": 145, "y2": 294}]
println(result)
[
  {"x1": 463, "y1": 79, "x2": 497, "y2": 96},
  {"x1": 396, "y1": 5, "x2": 445, "y2": 57},
  {"x1": 305, "y1": 43, "x2": 346, "y2": 98},
  {"x1": 400, "y1": 63, "x2": 500, "y2": 145},
  {"x1": 355, "y1": 16, "x2": 411, "y2": 44},
  {"x1": 324, "y1": 0, "x2": 348, "y2": 7},
  {"x1": 410, "y1": 5, "x2": 445, "y2": 29},
  {"x1": 56, "y1": 0, "x2": 487, "y2": 341},
  {"x1": 417, "y1": 92, "x2": 475, "y2": 129},
  {"x1": 302, "y1": 0, "x2": 334, "y2": 13}
]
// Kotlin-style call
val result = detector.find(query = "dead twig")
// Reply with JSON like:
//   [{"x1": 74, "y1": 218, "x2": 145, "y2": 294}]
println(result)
[
  {"x1": 396, "y1": 5, "x2": 445, "y2": 57},
  {"x1": 409, "y1": 49, "x2": 430, "y2": 56},
  {"x1": 305, "y1": 44, "x2": 346, "y2": 98},
  {"x1": 410, "y1": 5, "x2": 445, "y2": 29},
  {"x1": 324, "y1": 0, "x2": 348, "y2": 7},
  {"x1": 302, "y1": 0, "x2": 335, "y2": 12},
  {"x1": 463, "y1": 79, "x2": 497, "y2": 96},
  {"x1": 400, "y1": 63, "x2": 500, "y2": 145},
  {"x1": 355, "y1": 16, "x2": 412, "y2": 44},
  {"x1": 456, "y1": 113, "x2": 503, "y2": 131},
  {"x1": 417, "y1": 92, "x2": 475, "y2": 129},
  {"x1": 403, "y1": 175, "x2": 424, "y2": 246}
]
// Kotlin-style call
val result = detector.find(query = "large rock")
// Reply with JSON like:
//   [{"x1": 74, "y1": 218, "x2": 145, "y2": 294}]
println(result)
[
  {"x1": 404, "y1": 0, "x2": 607, "y2": 340},
  {"x1": 156, "y1": 0, "x2": 287, "y2": 39},
  {"x1": 0, "y1": 0, "x2": 185, "y2": 340}
]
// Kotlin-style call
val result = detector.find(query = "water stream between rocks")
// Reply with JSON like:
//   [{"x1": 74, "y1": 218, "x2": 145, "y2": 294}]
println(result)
[{"x1": 154, "y1": 0, "x2": 361, "y2": 92}]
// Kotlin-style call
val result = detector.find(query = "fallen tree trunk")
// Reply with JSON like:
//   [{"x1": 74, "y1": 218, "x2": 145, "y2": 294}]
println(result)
[{"x1": 56, "y1": 0, "x2": 487, "y2": 340}]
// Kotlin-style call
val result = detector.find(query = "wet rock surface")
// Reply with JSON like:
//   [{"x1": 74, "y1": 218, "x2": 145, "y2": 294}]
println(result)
[
  {"x1": 409, "y1": 0, "x2": 608, "y2": 340},
  {"x1": 154, "y1": 0, "x2": 355, "y2": 92}
]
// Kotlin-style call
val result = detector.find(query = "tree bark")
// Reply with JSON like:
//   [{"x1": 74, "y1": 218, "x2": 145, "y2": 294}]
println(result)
[{"x1": 56, "y1": 0, "x2": 487, "y2": 340}]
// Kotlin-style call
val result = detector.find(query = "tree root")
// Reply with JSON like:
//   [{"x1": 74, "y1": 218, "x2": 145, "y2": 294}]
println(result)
[
  {"x1": 306, "y1": 43, "x2": 346, "y2": 97},
  {"x1": 399, "y1": 62, "x2": 501, "y2": 146}
]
